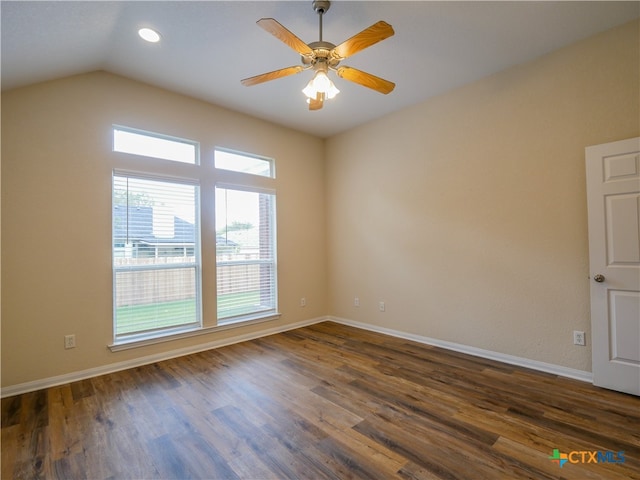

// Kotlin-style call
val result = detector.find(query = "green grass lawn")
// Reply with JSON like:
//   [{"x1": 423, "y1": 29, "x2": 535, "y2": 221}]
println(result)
[
  {"x1": 217, "y1": 290, "x2": 261, "y2": 318},
  {"x1": 116, "y1": 299, "x2": 197, "y2": 335},
  {"x1": 116, "y1": 290, "x2": 262, "y2": 335}
]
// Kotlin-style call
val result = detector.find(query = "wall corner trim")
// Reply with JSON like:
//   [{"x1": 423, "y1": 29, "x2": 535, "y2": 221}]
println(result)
[{"x1": 329, "y1": 316, "x2": 593, "y2": 383}]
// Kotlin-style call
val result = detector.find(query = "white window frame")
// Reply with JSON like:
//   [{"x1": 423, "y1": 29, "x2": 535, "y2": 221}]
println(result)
[
  {"x1": 107, "y1": 128, "x2": 281, "y2": 351},
  {"x1": 113, "y1": 125, "x2": 200, "y2": 165},
  {"x1": 112, "y1": 171, "x2": 202, "y2": 343},
  {"x1": 215, "y1": 183, "x2": 278, "y2": 324},
  {"x1": 214, "y1": 146, "x2": 275, "y2": 178}
]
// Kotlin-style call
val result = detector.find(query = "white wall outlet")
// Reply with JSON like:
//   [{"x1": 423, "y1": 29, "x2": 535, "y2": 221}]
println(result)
[
  {"x1": 300, "y1": 297, "x2": 306, "y2": 307},
  {"x1": 379, "y1": 301, "x2": 385, "y2": 312},
  {"x1": 354, "y1": 297, "x2": 360, "y2": 307},
  {"x1": 64, "y1": 334, "x2": 76, "y2": 349},
  {"x1": 573, "y1": 330, "x2": 586, "y2": 346}
]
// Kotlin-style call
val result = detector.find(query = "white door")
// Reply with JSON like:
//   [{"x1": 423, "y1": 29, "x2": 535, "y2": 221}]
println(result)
[{"x1": 586, "y1": 137, "x2": 640, "y2": 396}]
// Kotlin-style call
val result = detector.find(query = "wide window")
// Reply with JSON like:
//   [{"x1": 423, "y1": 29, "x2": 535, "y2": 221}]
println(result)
[
  {"x1": 215, "y1": 185, "x2": 277, "y2": 323},
  {"x1": 110, "y1": 127, "x2": 278, "y2": 347},
  {"x1": 113, "y1": 126, "x2": 198, "y2": 164},
  {"x1": 112, "y1": 174, "x2": 200, "y2": 340}
]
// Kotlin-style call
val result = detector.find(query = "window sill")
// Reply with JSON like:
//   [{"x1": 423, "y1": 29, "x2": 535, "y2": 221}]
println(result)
[{"x1": 108, "y1": 313, "x2": 281, "y2": 352}]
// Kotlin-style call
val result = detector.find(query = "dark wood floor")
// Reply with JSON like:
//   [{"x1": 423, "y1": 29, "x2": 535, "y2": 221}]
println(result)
[{"x1": 2, "y1": 322, "x2": 639, "y2": 479}]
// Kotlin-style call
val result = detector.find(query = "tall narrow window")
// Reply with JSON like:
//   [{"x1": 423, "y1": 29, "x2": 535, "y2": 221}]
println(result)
[
  {"x1": 215, "y1": 186, "x2": 277, "y2": 322},
  {"x1": 113, "y1": 174, "x2": 201, "y2": 339}
]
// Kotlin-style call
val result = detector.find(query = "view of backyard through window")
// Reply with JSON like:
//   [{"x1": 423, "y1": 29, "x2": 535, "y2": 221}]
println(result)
[
  {"x1": 112, "y1": 127, "x2": 277, "y2": 342},
  {"x1": 113, "y1": 175, "x2": 200, "y2": 337},
  {"x1": 215, "y1": 186, "x2": 276, "y2": 321}
]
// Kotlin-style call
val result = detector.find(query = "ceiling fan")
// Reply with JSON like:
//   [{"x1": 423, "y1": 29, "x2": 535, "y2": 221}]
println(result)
[{"x1": 241, "y1": 0, "x2": 395, "y2": 110}]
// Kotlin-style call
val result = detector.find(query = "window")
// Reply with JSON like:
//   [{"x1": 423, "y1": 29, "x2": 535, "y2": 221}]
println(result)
[
  {"x1": 112, "y1": 174, "x2": 201, "y2": 340},
  {"x1": 110, "y1": 127, "x2": 278, "y2": 347},
  {"x1": 215, "y1": 185, "x2": 277, "y2": 323},
  {"x1": 214, "y1": 147, "x2": 274, "y2": 178},
  {"x1": 113, "y1": 126, "x2": 198, "y2": 164}
]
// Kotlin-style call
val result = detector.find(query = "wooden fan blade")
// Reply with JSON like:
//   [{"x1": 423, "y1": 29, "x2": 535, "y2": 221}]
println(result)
[
  {"x1": 336, "y1": 66, "x2": 395, "y2": 94},
  {"x1": 331, "y1": 21, "x2": 394, "y2": 60},
  {"x1": 308, "y1": 93, "x2": 324, "y2": 111},
  {"x1": 241, "y1": 66, "x2": 304, "y2": 86},
  {"x1": 257, "y1": 18, "x2": 313, "y2": 56}
]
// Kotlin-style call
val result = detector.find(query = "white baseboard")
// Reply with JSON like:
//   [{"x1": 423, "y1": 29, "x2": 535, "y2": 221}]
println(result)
[
  {"x1": 2, "y1": 315, "x2": 592, "y2": 398},
  {"x1": 1, "y1": 316, "x2": 328, "y2": 398},
  {"x1": 328, "y1": 316, "x2": 593, "y2": 383}
]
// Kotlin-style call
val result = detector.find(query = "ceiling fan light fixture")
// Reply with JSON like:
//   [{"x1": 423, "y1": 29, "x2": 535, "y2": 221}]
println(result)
[
  {"x1": 302, "y1": 70, "x2": 340, "y2": 100},
  {"x1": 241, "y1": 0, "x2": 395, "y2": 111}
]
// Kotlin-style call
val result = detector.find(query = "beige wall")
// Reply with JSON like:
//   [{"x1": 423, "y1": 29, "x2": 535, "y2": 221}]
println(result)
[
  {"x1": 326, "y1": 20, "x2": 639, "y2": 372},
  {"x1": 2, "y1": 20, "x2": 638, "y2": 389},
  {"x1": 1, "y1": 72, "x2": 327, "y2": 387}
]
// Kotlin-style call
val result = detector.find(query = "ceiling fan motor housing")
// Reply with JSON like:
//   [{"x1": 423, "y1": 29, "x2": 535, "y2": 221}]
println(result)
[{"x1": 302, "y1": 41, "x2": 340, "y2": 68}]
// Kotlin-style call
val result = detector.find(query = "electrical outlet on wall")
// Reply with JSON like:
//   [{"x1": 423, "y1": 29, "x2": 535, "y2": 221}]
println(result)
[
  {"x1": 64, "y1": 334, "x2": 76, "y2": 349},
  {"x1": 573, "y1": 330, "x2": 586, "y2": 346}
]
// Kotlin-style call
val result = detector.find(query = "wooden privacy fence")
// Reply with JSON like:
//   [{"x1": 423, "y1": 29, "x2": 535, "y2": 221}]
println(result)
[{"x1": 114, "y1": 256, "x2": 260, "y2": 307}]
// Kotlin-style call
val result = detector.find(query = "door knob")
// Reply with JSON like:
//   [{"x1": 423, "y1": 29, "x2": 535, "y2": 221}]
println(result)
[{"x1": 593, "y1": 274, "x2": 605, "y2": 283}]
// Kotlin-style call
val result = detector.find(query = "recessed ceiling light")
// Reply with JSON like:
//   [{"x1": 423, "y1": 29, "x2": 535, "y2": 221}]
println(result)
[{"x1": 138, "y1": 27, "x2": 161, "y2": 43}]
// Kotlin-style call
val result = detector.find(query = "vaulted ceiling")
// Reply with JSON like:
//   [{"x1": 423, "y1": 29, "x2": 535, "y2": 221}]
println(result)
[{"x1": 2, "y1": 1, "x2": 638, "y2": 137}]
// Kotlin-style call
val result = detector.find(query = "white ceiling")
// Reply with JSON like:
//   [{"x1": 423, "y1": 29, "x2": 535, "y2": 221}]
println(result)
[{"x1": 2, "y1": 1, "x2": 638, "y2": 138}]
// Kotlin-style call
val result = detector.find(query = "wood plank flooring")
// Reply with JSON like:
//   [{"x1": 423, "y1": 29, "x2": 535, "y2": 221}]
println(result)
[{"x1": 2, "y1": 321, "x2": 639, "y2": 479}]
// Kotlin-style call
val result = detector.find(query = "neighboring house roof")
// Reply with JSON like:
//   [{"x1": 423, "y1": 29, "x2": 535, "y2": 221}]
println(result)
[
  {"x1": 216, "y1": 236, "x2": 238, "y2": 247},
  {"x1": 113, "y1": 205, "x2": 239, "y2": 246},
  {"x1": 113, "y1": 205, "x2": 194, "y2": 245}
]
